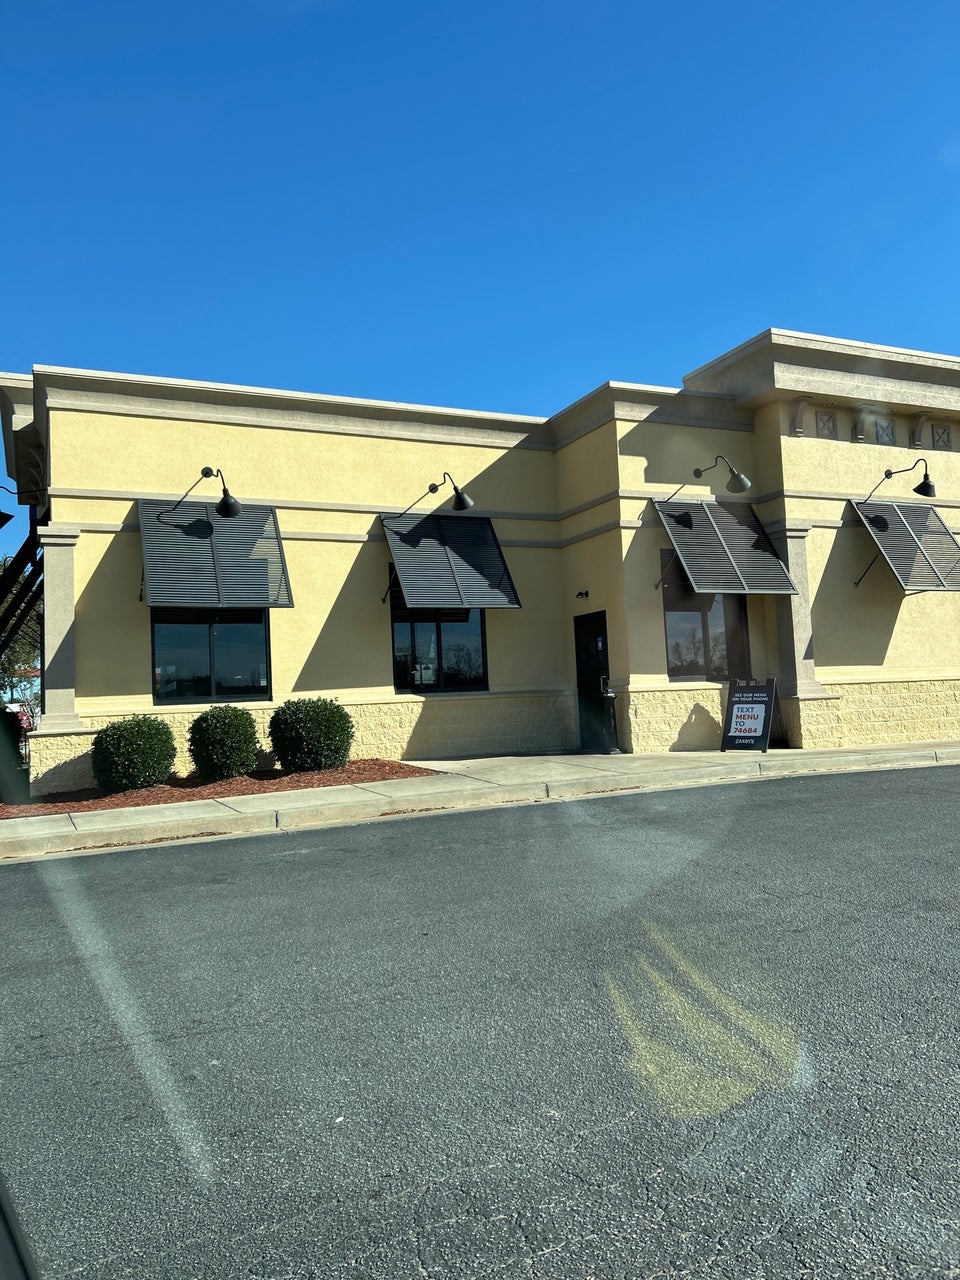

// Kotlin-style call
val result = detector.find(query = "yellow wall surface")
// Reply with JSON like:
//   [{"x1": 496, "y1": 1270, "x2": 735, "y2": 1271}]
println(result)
[
  {"x1": 615, "y1": 417, "x2": 759, "y2": 498},
  {"x1": 751, "y1": 404, "x2": 787, "y2": 496},
  {"x1": 614, "y1": 411, "x2": 782, "y2": 698},
  {"x1": 621, "y1": 524, "x2": 672, "y2": 683},
  {"x1": 484, "y1": 544, "x2": 567, "y2": 690},
  {"x1": 74, "y1": 527, "x2": 151, "y2": 709},
  {"x1": 60, "y1": 407, "x2": 574, "y2": 738},
  {"x1": 72, "y1": 527, "x2": 572, "y2": 715},
  {"x1": 808, "y1": 522, "x2": 960, "y2": 681},
  {"x1": 555, "y1": 424, "x2": 619, "y2": 513},
  {"x1": 559, "y1": 529, "x2": 628, "y2": 685},
  {"x1": 770, "y1": 411, "x2": 960, "y2": 686},
  {"x1": 47, "y1": 409, "x2": 558, "y2": 517},
  {"x1": 746, "y1": 595, "x2": 777, "y2": 678}
]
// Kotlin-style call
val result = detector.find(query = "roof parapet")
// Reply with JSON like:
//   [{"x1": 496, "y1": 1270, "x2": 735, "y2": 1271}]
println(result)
[{"x1": 683, "y1": 329, "x2": 960, "y2": 415}]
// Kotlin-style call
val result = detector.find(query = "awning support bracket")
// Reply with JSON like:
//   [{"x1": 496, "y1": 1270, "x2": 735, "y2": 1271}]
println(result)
[
  {"x1": 654, "y1": 551, "x2": 679, "y2": 590},
  {"x1": 381, "y1": 563, "x2": 397, "y2": 605},
  {"x1": 853, "y1": 551, "x2": 881, "y2": 588}
]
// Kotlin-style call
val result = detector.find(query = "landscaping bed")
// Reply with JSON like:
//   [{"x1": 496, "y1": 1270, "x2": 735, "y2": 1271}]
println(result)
[{"x1": 0, "y1": 759, "x2": 439, "y2": 820}]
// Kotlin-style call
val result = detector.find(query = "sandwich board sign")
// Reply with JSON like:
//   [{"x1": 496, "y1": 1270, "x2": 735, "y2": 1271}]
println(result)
[{"x1": 721, "y1": 678, "x2": 779, "y2": 753}]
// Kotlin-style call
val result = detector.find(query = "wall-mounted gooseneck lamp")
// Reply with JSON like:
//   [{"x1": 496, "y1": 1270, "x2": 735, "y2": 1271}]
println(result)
[
  {"x1": 693, "y1": 454, "x2": 752, "y2": 493},
  {"x1": 662, "y1": 454, "x2": 752, "y2": 503},
  {"x1": 432, "y1": 472, "x2": 474, "y2": 510},
  {"x1": 863, "y1": 457, "x2": 936, "y2": 502},
  {"x1": 162, "y1": 466, "x2": 243, "y2": 519},
  {"x1": 399, "y1": 471, "x2": 475, "y2": 516}
]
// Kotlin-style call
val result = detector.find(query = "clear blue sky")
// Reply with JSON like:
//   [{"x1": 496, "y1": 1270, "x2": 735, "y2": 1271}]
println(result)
[{"x1": 3, "y1": 0, "x2": 960, "y2": 550}]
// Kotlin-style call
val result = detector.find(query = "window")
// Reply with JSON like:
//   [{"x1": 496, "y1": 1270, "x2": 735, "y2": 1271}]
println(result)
[
  {"x1": 152, "y1": 608, "x2": 270, "y2": 703},
  {"x1": 660, "y1": 551, "x2": 749, "y2": 681},
  {"x1": 389, "y1": 579, "x2": 487, "y2": 692}
]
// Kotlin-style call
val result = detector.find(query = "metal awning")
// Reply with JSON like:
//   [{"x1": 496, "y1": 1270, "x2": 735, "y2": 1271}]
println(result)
[
  {"x1": 379, "y1": 513, "x2": 521, "y2": 608},
  {"x1": 138, "y1": 499, "x2": 294, "y2": 607},
  {"x1": 653, "y1": 500, "x2": 797, "y2": 594},
  {"x1": 852, "y1": 500, "x2": 960, "y2": 592}
]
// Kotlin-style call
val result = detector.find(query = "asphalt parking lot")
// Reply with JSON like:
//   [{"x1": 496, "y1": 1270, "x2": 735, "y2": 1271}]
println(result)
[{"x1": 1, "y1": 767, "x2": 958, "y2": 1278}]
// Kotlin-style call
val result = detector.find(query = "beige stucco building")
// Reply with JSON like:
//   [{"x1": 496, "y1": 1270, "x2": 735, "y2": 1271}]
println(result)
[{"x1": 5, "y1": 327, "x2": 960, "y2": 796}]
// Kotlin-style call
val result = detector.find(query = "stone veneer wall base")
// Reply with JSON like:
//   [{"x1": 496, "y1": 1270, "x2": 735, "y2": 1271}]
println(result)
[
  {"x1": 620, "y1": 680, "x2": 960, "y2": 753},
  {"x1": 622, "y1": 687, "x2": 726, "y2": 753},
  {"x1": 797, "y1": 680, "x2": 960, "y2": 749}
]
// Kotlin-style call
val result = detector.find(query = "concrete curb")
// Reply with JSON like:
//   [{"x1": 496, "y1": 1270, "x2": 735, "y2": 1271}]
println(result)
[{"x1": 2, "y1": 745, "x2": 958, "y2": 862}]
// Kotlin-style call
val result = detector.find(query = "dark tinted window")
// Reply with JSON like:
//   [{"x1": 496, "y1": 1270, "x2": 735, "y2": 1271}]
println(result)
[
  {"x1": 390, "y1": 578, "x2": 486, "y2": 692},
  {"x1": 660, "y1": 552, "x2": 748, "y2": 681},
  {"x1": 152, "y1": 609, "x2": 270, "y2": 702}
]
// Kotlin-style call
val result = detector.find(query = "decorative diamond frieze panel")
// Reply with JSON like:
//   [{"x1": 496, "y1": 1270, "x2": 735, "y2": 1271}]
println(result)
[
  {"x1": 875, "y1": 417, "x2": 896, "y2": 446},
  {"x1": 816, "y1": 411, "x2": 838, "y2": 440},
  {"x1": 933, "y1": 424, "x2": 952, "y2": 451}
]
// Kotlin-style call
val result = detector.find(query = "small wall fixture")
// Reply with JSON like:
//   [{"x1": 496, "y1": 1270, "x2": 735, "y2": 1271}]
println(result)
[
  {"x1": 207, "y1": 468, "x2": 243, "y2": 518},
  {"x1": 662, "y1": 455, "x2": 752, "y2": 503},
  {"x1": 433, "y1": 472, "x2": 474, "y2": 510},
  {"x1": 400, "y1": 471, "x2": 475, "y2": 515},
  {"x1": 161, "y1": 466, "x2": 243, "y2": 520},
  {"x1": 576, "y1": 589, "x2": 589, "y2": 599},
  {"x1": 693, "y1": 455, "x2": 752, "y2": 493},
  {"x1": 864, "y1": 457, "x2": 936, "y2": 502}
]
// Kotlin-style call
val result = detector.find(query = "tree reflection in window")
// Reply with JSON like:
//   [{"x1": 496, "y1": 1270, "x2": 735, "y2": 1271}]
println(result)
[
  {"x1": 390, "y1": 578, "x2": 487, "y2": 692},
  {"x1": 660, "y1": 552, "x2": 747, "y2": 681}
]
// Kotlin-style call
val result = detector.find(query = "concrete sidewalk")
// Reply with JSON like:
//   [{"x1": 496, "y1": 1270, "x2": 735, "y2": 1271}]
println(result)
[{"x1": 3, "y1": 740, "x2": 960, "y2": 862}]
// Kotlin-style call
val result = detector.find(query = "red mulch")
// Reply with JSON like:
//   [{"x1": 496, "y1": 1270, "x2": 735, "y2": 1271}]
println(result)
[{"x1": 0, "y1": 759, "x2": 439, "y2": 820}]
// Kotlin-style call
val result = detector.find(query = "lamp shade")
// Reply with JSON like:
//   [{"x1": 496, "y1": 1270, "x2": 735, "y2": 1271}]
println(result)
[{"x1": 216, "y1": 490, "x2": 243, "y2": 518}]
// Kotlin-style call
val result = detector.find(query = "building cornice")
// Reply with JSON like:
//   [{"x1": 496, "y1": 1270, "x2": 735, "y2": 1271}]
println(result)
[
  {"x1": 546, "y1": 380, "x2": 752, "y2": 445},
  {"x1": 34, "y1": 365, "x2": 554, "y2": 451},
  {"x1": 32, "y1": 365, "x2": 755, "y2": 453},
  {"x1": 683, "y1": 328, "x2": 960, "y2": 414},
  {"x1": 26, "y1": 329, "x2": 960, "y2": 465},
  {"x1": 0, "y1": 372, "x2": 37, "y2": 480},
  {"x1": 0, "y1": 372, "x2": 34, "y2": 400}
]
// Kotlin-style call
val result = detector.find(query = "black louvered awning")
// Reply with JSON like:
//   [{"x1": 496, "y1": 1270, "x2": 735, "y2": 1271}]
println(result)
[
  {"x1": 380, "y1": 513, "x2": 521, "y2": 608},
  {"x1": 852, "y1": 501, "x2": 960, "y2": 591},
  {"x1": 138, "y1": 499, "x2": 294, "y2": 608},
  {"x1": 654, "y1": 500, "x2": 797, "y2": 595}
]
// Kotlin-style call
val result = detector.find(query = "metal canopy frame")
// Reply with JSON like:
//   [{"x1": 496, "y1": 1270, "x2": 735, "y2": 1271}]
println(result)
[
  {"x1": 379, "y1": 513, "x2": 521, "y2": 609},
  {"x1": 653, "y1": 500, "x2": 797, "y2": 595},
  {"x1": 852, "y1": 500, "x2": 960, "y2": 592},
  {"x1": 138, "y1": 499, "x2": 294, "y2": 608}
]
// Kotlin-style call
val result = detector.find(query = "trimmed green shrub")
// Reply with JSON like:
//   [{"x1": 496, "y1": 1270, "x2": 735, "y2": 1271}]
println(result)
[
  {"x1": 188, "y1": 705, "x2": 259, "y2": 782},
  {"x1": 91, "y1": 716, "x2": 177, "y2": 794},
  {"x1": 269, "y1": 697, "x2": 354, "y2": 773}
]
